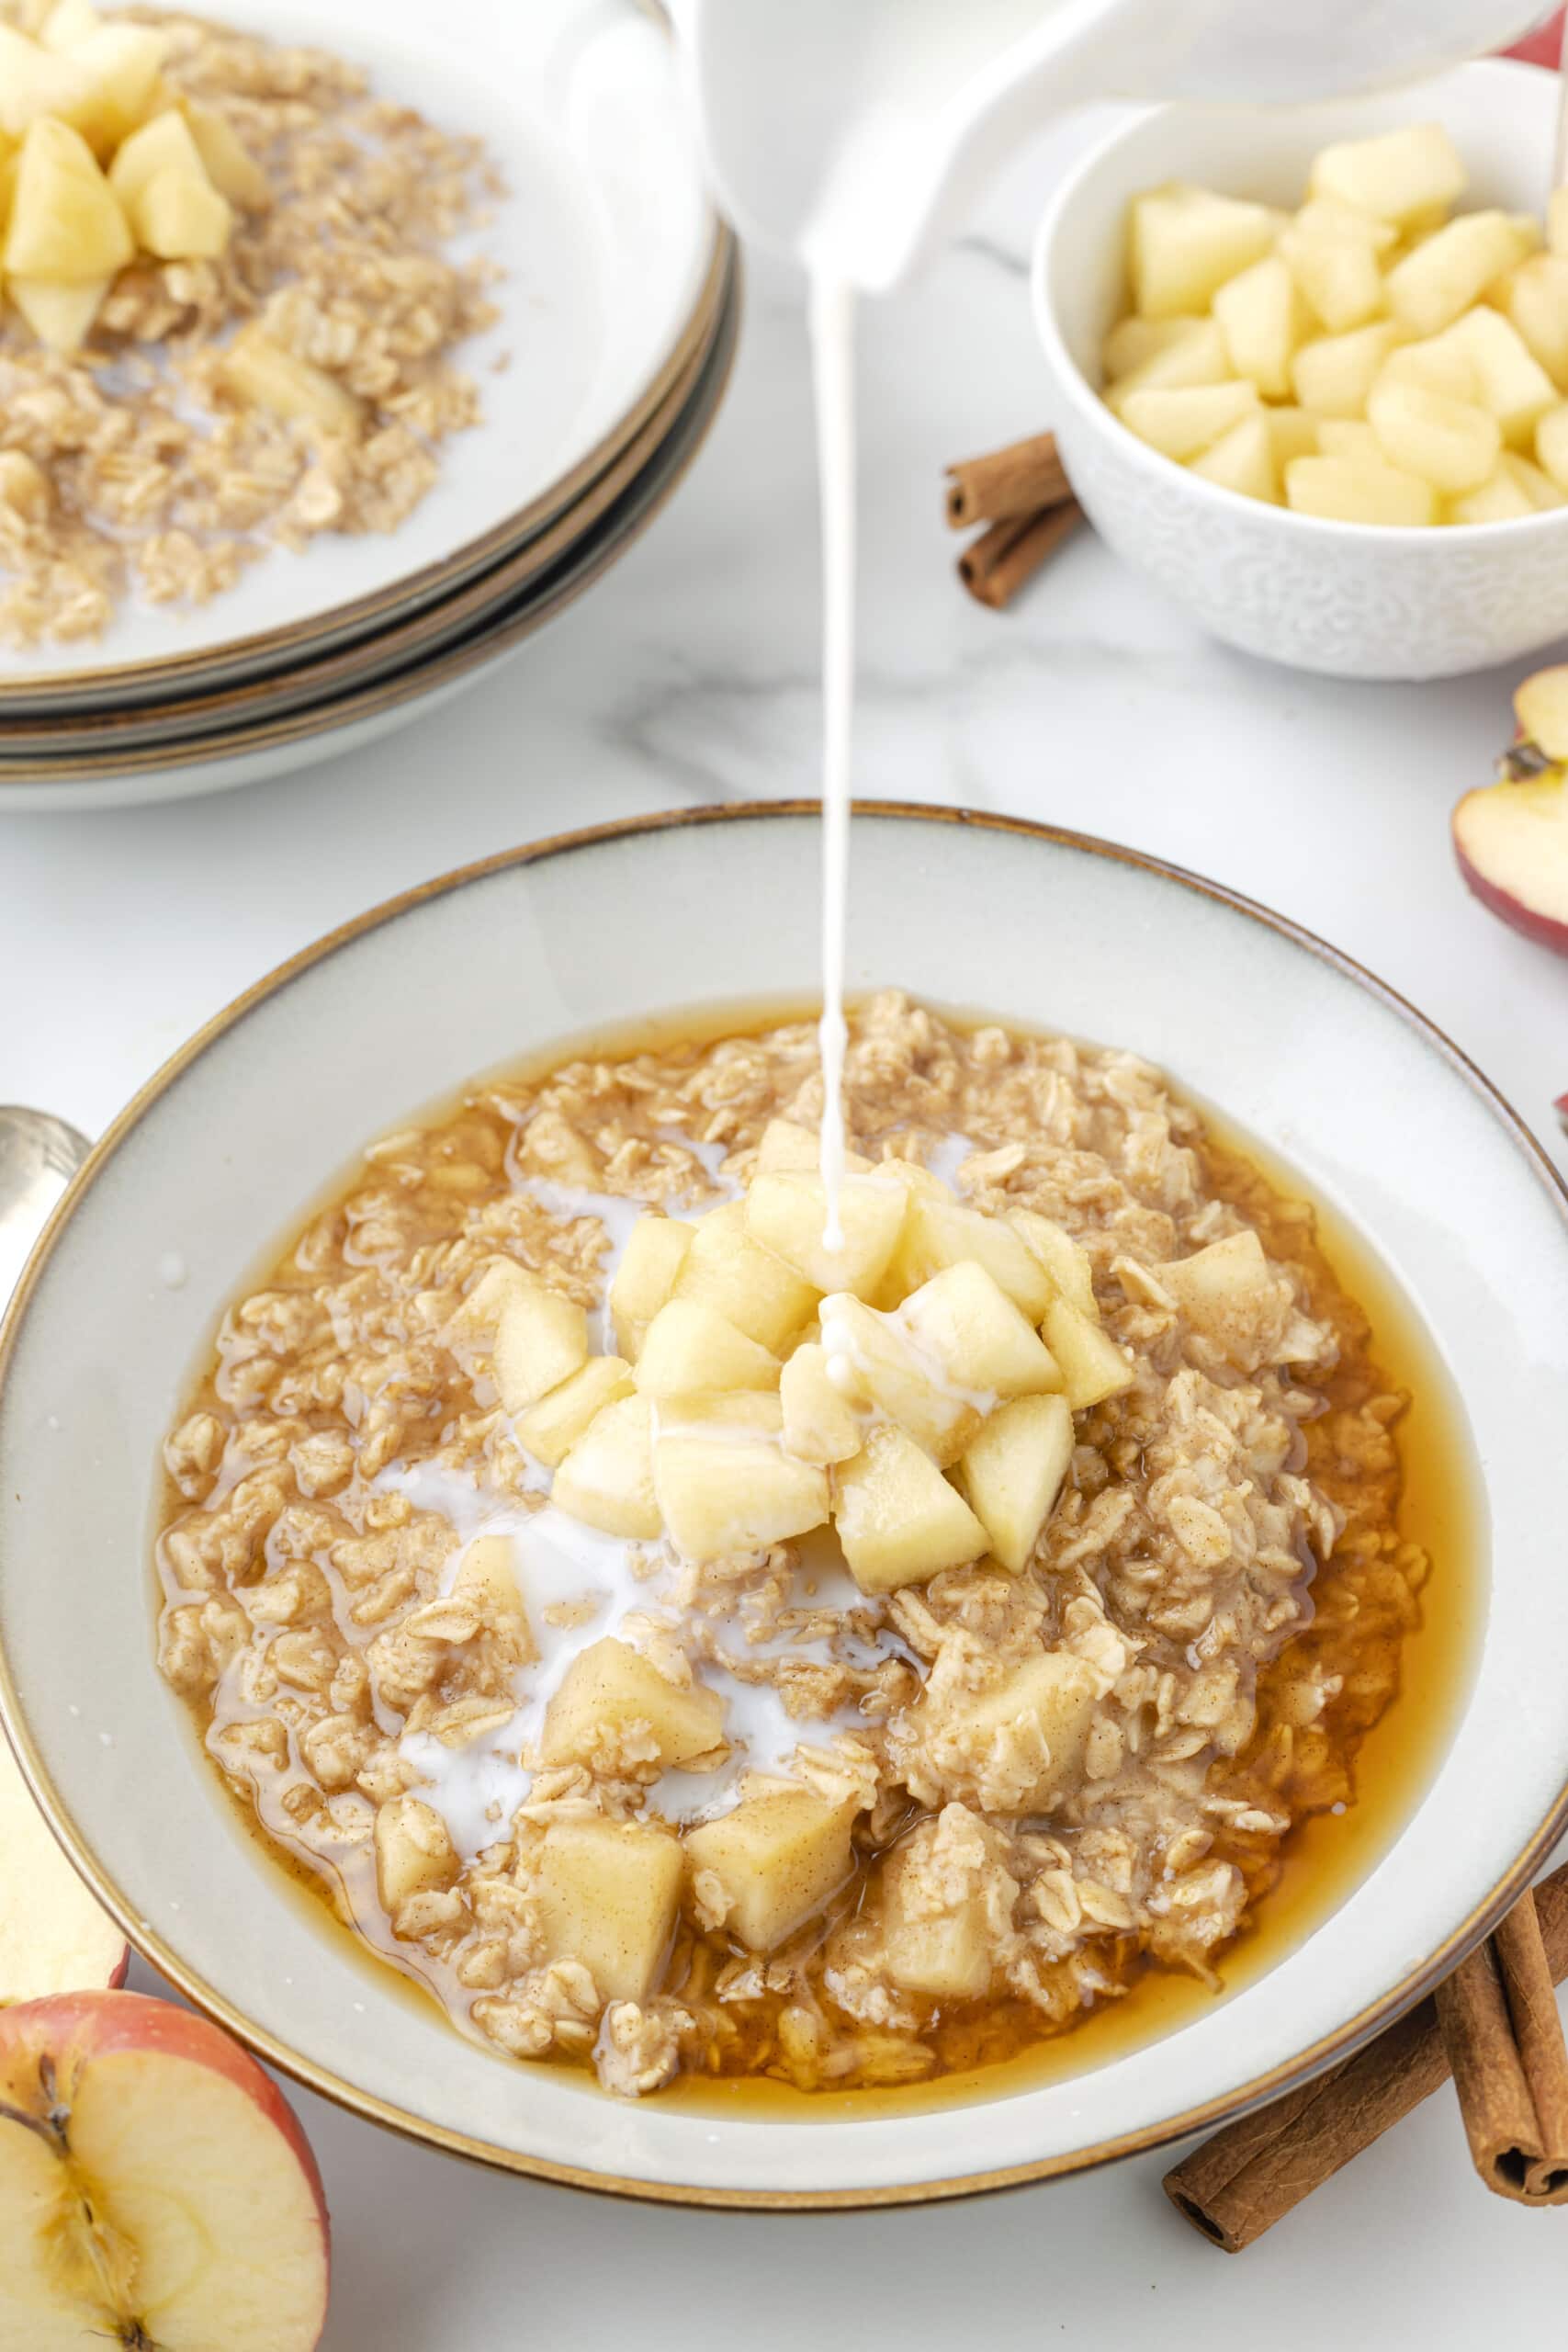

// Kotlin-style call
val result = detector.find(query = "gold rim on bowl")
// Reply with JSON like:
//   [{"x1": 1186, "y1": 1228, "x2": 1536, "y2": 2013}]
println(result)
[{"x1": 1, "y1": 801, "x2": 1565, "y2": 2208}]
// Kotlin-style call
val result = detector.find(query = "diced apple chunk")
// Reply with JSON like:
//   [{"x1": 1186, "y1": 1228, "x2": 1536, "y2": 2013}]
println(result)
[
  {"x1": 107, "y1": 104, "x2": 203, "y2": 206},
  {"x1": 515, "y1": 1354, "x2": 634, "y2": 1467},
  {"x1": 1289, "y1": 197, "x2": 1399, "y2": 255},
  {"x1": 181, "y1": 98, "x2": 269, "y2": 211},
  {"x1": 1448, "y1": 469, "x2": 1535, "y2": 525},
  {"x1": 818, "y1": 1293, "x2": 980, "y2": 1464},
  {"x1": 1042, "y1": 1298, "x2": 1133, "y2": 1409},
  {"x1": 1160, "y1": 1229, "x2": 1274, "y2": 1358},
  {"x1": 529, "y1": 1817, "x2": 682, "y2": 2003},
  {"x1": 955, "y1": 1652, "x2": 1102, "y2": 1807},
  {"x1": 541, "y1": 1635, "x2": 726, "y2": 1769},
  {"x1": 131, "y1": 163, "x2": 231, "y2": 262},
  {"x1": 39, "y1": 0, "x2": 101, "y2": 51},
  {"x1": 1441, "y1": 306, "x2": 1557, "y2": 447},
  {"x1": 1496, "y1": 254, "x2": 1568, "y2": 395},
  {"x1": 1315, "y1": 418, "x2": 1382, "y2": 463},
  {"x1": 779, "y1": 1340, "x2": 863, "y2": 1465},
  {"x1": 449, "y1": 1532, "x2": 535, "y2": 1660},
  {"x1": 4, "y1": 116, "x2": 130, "y2": 280},
  {"x1": 1280, "y1": 220, "x2": 1383, "y2": 334},
  {"x1": 898, "y1": 1261, "x2": 1062, "y2": 1400},
  {"x1": 882, "y1": 1193, "x2": 1053, "y2": 1318},
  {"x1": 491, "y1": 1283, "x2": 588, "y2": 1414},
  {"x1": 1104, "y1": 316, "x2": 1231, "y2": 398},
  {"x1": 1309, "y1": 123, "x2": 1466, "y2": 227},
  {"x1": 655, "y1": 1425, "x2": 829, "y2": 1560},
  {"x1": 374, "y1": 1796, "x2": 456, "y2": 1915},
  {"x1": 1260, "y1": 405, "x2": 1323, "y2": 465},
  {"x1": 1385, "y1": 211, "x2": 1535, "y2": 338},
  {"x1": 551, "y1": 1396, "x2": 660, "y2": 1539},
  {"x1": 1212, "y1": 254, "x2": 1306, "y2": 397},
  {"x1": 1114, "y1": 379, "x2": 1259, "y2": 460},
  {"x1": 958, "y1": 1392, "x2": 1074, "y2": 1573},
  {"x1": 8, "y1": 271, "x2": 107, "y2": 351},
  {"x1": 609, "y1": 1215, "x2": 693, "y2": 1360},
  {"x1": 1101, "y1": 311, "x2": 1210, "y2": 380},
  {"x1": 634, "y1": 1296, "x2": 781, "y2": 1399},
  {"x1": 1009, "y1": 1210, "x2": 1097, "y2": 1317},
  {"x1": 1129, "y1": 183, "x2": 1279, "y2": 319},
  {"x1": 446, "y1": 1255, "x2": 537, "y2": 1340},
  {"x1": 67, "y1": 23, "x2": 172, "y2": 156},
  {"x1": 673, "y1": 1200, "x2": 818, "y2": 1353},
  {"x1": 1190, "y1": 413, "x2": 1278, "y2": 503},
  {"x1": 217, "y1": 324, "x2": 363, "y2": 435},
  {"x1": 743, "y1": 1170, "x2": 908, "y2": 1297},
  {"x1": 1289, "y1": 321, "x2": 1402, "y2": 418},
  {"x1": 1500, "y1": 451, "x2": 1565, "y2": 511},
  {"x1": 1366, "y1": 377, "x2": 1499, "y2": 492},
  {"x1": 834, "y1": 1423, "x2": 987, "y2": 1595},
  {"x1": 1284, "y1": 454, "x2": 1436, "y2": 526},
  {"x1": 754, "y1": 1117, "x2": 869, "y2": 1175},
  {"x1": 1538, "y1": 401, "x2": 1568, "y2": 491},
  {"x1": 1379, "y1": 334, "x2": 1478, "y2": 404},
  {"x1": 685, "y1": 1786, "x2": 855, "y2": 1951},
  {"x1": 881, "y1": 1828, "x2": 992, "y2": 1999}
]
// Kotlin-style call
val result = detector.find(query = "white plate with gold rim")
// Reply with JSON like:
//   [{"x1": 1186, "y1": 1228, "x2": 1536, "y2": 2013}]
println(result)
[
  {"x1": 0, "y1": 0, "x2": 724, "y2": 711},
  {"x1": 3, "y1": 803, "x2": 1568, "y2": 2207},
  {"x1": 0, "y1": 266, "x2": 739, "y2": 808}
]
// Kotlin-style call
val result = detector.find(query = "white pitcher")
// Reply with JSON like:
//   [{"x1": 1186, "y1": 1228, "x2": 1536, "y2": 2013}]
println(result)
[{"x1": 668, "y1": 0, "x2": 1547, "y2": 290}]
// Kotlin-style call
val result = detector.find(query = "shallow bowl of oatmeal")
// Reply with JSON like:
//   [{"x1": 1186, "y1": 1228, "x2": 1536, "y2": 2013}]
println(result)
[{"x1": 3, "y1": 801, "x2": 1568, "y2": 2207}]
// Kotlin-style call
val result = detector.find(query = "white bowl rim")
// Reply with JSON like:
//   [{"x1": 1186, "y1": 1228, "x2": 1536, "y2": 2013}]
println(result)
[
  {"x1": 1032, "y1": 59, "x2": 1568, "y2": 549},
  {"x1": 4, "y1": 798, "x2": 1568, "y2": 2211}
]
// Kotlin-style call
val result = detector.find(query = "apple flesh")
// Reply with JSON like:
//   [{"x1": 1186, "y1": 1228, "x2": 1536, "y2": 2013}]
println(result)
[
  {"x1": 0, "y1": 1735, "x2": 127, "y2": 2003},
  {"x1": 1451, "y1": 667, "x2": 1568, "y2": 959},
  {"x1": 0, "y1": 1989, "x2": 330, "y2": 2349}
]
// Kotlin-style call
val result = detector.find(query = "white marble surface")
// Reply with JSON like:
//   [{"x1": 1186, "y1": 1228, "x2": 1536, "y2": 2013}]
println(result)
[{"x1": 7, "y1": 103, "x2": 1568, "y2": 2348}]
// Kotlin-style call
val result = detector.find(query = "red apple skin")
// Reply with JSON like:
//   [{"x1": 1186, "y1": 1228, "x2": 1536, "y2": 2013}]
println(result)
[
  {"x1": 1452, "y1": 795, "x2": 1568, "y2": 961},
  {"x1": 0, "y1": 1990, "x2": 331, "y2": 2329}
]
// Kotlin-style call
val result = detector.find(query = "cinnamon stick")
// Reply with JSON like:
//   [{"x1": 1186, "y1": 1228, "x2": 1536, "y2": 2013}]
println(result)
[
  {"x1": 1438, "y1": 1894, "x2": 1568, "y2": 2200},
  {"x1": 957, "y1": 500, "x2": 1083, "y2": 611},
  {"x1": 945, "y1": 432, "x2": 1071, "y2": 528},
  {"x1": 1164, "y1": 1866, "x2": 1568, "y2": 2251}
]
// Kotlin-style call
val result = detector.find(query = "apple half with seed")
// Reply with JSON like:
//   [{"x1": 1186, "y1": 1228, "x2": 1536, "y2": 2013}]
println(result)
[
  {"x1": 1452, "y1": 665, "x2": 1568, "y2": 957},
  {"x1": 0, "y1": 1989, "x2": 331, "y2": 2349},
  {"x1": 0, "y1": 1732, "x2": 128, "y2": 2001}
]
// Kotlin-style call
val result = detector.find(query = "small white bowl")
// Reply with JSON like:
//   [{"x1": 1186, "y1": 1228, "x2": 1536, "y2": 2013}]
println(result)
[{"x1": 1032, "y1": 62, "x2": 1568, "y2": 680}]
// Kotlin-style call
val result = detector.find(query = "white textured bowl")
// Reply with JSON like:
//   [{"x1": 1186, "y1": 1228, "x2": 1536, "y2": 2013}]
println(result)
[
  {"x1": 4, "y1": 804, "x2": 1568, "y2": 2206},
  {"x1": 1033, "y1": 62, "x2": 1568, "y2": 680}
]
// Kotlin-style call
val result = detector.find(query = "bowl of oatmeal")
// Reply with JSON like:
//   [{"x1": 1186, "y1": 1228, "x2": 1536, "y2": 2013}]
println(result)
[{"x1": 3, "y1": 802, "x2": 1567, "y2": 2205}]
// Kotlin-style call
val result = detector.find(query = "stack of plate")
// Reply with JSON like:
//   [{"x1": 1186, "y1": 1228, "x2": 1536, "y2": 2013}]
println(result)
[{"x1": 0, "y1": 0, "x2": 737, "y2": 813}]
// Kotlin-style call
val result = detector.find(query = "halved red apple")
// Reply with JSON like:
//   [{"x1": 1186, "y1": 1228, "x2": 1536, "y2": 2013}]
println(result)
[
  {"x1": 1452, "y1": 666, "x2": 1568, "y2": 958},
  {"x1": 0, "y1": 1732, "x2": 128, "y2": 2002},
  {"x1": 0, "y1": 1989, "x2": 331, "y2": 2348}
]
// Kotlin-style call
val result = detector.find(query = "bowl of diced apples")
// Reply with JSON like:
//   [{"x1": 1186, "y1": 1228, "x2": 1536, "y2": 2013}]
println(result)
[{"x1": 1032, "y1": 62, "x2": 1568, "y2": 678}]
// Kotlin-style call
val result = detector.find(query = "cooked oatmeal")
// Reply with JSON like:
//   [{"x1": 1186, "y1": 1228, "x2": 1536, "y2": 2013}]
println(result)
[
  {"x1": 0, "y1": 3, "x2": 499, "y2": 645},
  {"x1": 155, "y1": 995, "x2": 1430, "y2": 2099}
]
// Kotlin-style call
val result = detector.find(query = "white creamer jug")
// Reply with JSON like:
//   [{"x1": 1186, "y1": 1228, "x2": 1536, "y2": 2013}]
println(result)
[{"x1": 669, "y1": 0, "x2": 1545, "y2": 290}]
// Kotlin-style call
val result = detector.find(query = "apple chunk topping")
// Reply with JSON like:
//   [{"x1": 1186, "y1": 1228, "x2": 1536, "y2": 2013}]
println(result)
[
  {"x1": 743, "y1": 1170, "x2": 908, "y2": 1295},
  {"x1": 958, "y1": 1392, "x2": 1075, "y2": 1574},
  {"x1": 634, "y1": 1297, "x2": 780, "y2": 1398},
  {"x1": 542, "y1": 1636, "x2": 726, "y2": 1771},
  {"x1": 491, "y1": 1281, "x2": 588, "y2": 1413},
  {"x1": 672, "y1": 1200, "x2": 818, "y2": 1352},
  {"x1": 524, "y1": 1817, "x2": 683, "y2": 2004},
  {"x1": 608, "y1": 1214, "x2": 693, "y2": 1360},
  {"x1": 897, "y1": 1260, "x2": 1063, "y2": 1399},
  {"x1": 685, "y1": 1783, "x2": 858, "y2": 1952},
  {"x1": 835, "y1": 1423, "x2": 988, "y2": 1594},
  {"x1": 551, "y1": 1396, "x2": 660, "y2": 1539}
]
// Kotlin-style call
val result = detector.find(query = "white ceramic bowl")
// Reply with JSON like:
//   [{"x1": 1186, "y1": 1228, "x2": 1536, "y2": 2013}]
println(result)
[
  {"x1": 1033, "y1": 62, "x2": 1568, "y2": 680},
  {"x1": 5, "y1": 803, "x2": 1568, "y2": 2207}
]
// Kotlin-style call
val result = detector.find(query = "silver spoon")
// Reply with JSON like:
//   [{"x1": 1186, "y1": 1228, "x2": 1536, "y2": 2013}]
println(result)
[{"x1": 0, "y1": 1107, "x2": 90, "y2": 1311}]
